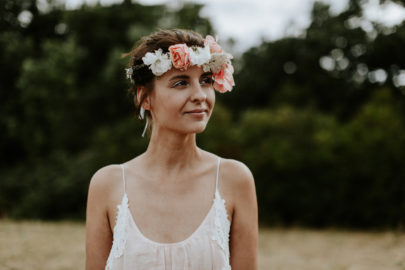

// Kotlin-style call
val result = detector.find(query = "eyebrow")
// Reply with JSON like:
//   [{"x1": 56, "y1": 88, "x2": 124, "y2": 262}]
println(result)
[
  {"x1": 168, "y1": 72, "x2": 212, "y2": 81},
  {"x1": 169, "y1": 75, "x2": 189, "y2": 81}
]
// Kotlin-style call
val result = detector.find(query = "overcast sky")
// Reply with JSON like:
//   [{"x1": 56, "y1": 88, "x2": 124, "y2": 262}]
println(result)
[{"x1": 62, "y1": 0, "x2": 405, "y2": 52}]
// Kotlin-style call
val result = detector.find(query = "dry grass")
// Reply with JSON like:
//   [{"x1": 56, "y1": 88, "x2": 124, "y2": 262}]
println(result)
[
  {"x1": 0, "y1": 219, "x2": 85, "y2": 270},
  {"x1": 258, "y1": 227, "x2": 405, "y2": 270},
  {"x1": 1, "y1": 219, "x2": 404, "y2": 270}
]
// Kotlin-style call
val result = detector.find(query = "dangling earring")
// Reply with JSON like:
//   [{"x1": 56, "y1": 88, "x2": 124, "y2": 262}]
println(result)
[
  {"x1": 141, "y1": 118, "x2": 149, "y2": 138},
  {"x1": 139, "y1": 107, "x2": 148, "y2": 137}
]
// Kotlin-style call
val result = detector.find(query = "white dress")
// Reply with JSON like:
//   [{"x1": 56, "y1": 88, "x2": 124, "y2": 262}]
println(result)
[{"x1": 105, "y1": 157, "x2": 232, "y2": 270}]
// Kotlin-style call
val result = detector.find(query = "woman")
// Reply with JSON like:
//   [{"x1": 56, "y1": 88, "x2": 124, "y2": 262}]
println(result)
[{"x1": 86, "y1": 29, "x2": 258, "y2": 270}]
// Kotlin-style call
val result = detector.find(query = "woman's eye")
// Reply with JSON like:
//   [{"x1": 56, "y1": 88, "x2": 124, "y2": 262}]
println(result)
[
  {"x1": 201, "y1": 77, "x2": 213, "y2": 85},
  {"x1": 172, "y1": 80, "x2": 188, "y2": 87}
]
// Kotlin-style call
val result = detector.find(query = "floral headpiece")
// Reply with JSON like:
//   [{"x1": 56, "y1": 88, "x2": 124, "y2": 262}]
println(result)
[{"x1": 125, "y1": 35, "x2": 235, "y2": 93}]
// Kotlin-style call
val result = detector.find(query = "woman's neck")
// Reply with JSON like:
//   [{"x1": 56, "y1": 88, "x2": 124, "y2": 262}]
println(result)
[{"x1": 143, "y1": 127, "x2": 202, "y2": 172}]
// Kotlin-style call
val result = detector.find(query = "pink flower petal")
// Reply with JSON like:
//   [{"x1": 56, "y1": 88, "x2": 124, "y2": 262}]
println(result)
[{"x1": 169, "y1": 44, "x2": 191, "y2": 70}]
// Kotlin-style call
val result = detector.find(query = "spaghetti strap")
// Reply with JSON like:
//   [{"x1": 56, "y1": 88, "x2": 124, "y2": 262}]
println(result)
[
  {"x1": 119, "y1": 164, "x2": 126, "y2": 195},
  {"x1": 215, "y1": 157, "x2": 221, "y2": 192}
]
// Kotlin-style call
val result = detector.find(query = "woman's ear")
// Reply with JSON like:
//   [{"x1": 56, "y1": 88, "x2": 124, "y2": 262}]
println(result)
[
  {"x1": 135, "y1": 86, "x2": 142, "y2": 106},
  {"x1": 136, "y1": 86, "x2": 151, "y2": 110}
]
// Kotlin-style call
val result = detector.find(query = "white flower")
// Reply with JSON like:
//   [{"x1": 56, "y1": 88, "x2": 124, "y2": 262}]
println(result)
[
  {"x1": 135, "y1": 41, "x2": 234, "y2": 80},
  {"x1": 189, "y1": 45, "x2": 211, "y2": 67},
  {"x1": 142, "y1": 48, "x2": 172, "y2": 76},
  {"x1": 125, "y1": 67, "x2": 133, "y2": 79}
]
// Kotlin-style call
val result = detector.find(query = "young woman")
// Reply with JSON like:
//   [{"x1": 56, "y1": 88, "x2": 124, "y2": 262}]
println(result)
[{"x1": 85, "y1": 29, "x2": 258, "y2": 270}]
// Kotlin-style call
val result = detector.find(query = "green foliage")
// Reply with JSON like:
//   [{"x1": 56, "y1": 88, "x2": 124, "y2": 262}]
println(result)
[
  {"x1": 197, "y1": 103, "x2": 238, "y2": 157},
  {"x1": 18, "y1": 37, "x2": 83, "y2": 156},
  {"x1": 0, "y1": 0, "x2": 214, "y2": 220},
  {"x1": 337, "y1": 89, "x2": 405, "y2": 227},
  {"x1": 235, "y1": 107, "x2": 341, "y2": 226},
  {"x1": 224, "y1": 0, "x2": 405, "y2": 122},
  {"x1": 234, "y1": 91, "x2": 405, "y2": 228},
  {"x1": 1, "y1": 0, "x2": 405, "y2": 229}
]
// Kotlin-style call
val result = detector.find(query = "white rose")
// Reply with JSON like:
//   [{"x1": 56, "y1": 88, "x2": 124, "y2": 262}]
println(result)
[
  {"x1": 142, "y1": 49, "x2": 172, "y2": 76},
  {"x1": 189, "y1": 45, "x2": 211, "y2": 67}
]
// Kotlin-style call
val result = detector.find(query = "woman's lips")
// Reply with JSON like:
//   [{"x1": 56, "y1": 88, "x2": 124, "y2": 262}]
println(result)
[
  {"x1": 184, "y1": 109, "x2": 207, "y2": 116},
  {"x1": 186, "y1": 109, "x2": 206, "y2": 113}
]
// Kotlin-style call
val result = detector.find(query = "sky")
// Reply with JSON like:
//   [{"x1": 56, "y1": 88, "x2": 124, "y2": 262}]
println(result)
[{"x1": 60, "y1": 0, "x2": 405, "y2": 53}]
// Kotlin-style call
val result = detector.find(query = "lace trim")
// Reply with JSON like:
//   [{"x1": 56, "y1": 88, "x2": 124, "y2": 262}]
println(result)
[
  {"x1": 212, "y1": 190, "x2": 231, "y2": 268},
  {"x1": 105, "y1": 194, "x2": 129, "y2": 270}
]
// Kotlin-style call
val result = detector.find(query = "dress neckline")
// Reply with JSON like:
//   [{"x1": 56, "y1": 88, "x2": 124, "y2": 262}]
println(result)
[
  {"x1": 124, "y1": 190, "x2": 220, "y2": 247},
  {"x1": 116, "y1": 156, "x2": 222, "y2": 247}
]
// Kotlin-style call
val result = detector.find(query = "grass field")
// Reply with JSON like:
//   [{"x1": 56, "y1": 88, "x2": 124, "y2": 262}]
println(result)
[{"x1": 1, "y1": 219, "x2": 404, "y2": 270}]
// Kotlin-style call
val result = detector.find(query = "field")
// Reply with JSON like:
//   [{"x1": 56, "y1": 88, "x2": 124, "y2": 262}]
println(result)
[{"x1": 1, "y1": 219, "x2": 404, "y2": 270}]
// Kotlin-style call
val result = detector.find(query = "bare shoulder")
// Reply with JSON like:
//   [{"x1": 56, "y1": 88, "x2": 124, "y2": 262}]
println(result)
[
  {"x1": 219, "y1": 159, "x2": 259, "y2": 268},
  {"x1": 88, "y1": 164, "x2": 124, "y2": 209},
  {"x1": 218, "y1": 158, "x2": 256, "y2": 216},
  {"x1": 219, "y1": 158, "x2": 255, "y2": 189},
  {"x1": 86, "y1": 164, "x2": 124, "y2": 268},
  {"x1": 89, "y1": 164, "x2": 122, "y2": 190}
]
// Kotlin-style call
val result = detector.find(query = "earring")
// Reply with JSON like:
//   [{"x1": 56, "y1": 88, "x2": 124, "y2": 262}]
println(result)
[
  {"x1": 139, "y1": 106, "x2": 148, "y2": 137},
  {"x1": 141, "y1": 118, "x2": 149, "y2": 137}
]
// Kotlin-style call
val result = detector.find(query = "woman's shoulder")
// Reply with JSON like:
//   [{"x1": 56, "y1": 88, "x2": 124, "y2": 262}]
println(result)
[
  {"x1": 90, "y1": 164, "x2": 122, "y2": 186},
  {"x1": 214, "y1": 155, "x2": 255, "y2": 195},
  {"x1": 201, "y1": 150, "x2": 254, "y2": 187},
  {"x1": 219, "y1": 157, "x2": 254, "y2": 184},
  {"x1": 88, "y1": 164, "x2": 124, "y2": 203},
  {"x1": 217, "y1": 157, "x2": 256, "y2": 216}
]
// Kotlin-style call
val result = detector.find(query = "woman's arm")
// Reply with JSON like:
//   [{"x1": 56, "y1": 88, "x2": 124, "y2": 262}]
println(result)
[
  {"x1": 85, "y1": 166, "x2": 116, "y2": 270},
  {"x1": 227, "y1": 160, "x2": 259, "y2": 270}
]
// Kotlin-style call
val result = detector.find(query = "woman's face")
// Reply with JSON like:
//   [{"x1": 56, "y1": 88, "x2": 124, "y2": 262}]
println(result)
[{"x1": 147, "y1": 65, "x2": 215, "y2": 135}]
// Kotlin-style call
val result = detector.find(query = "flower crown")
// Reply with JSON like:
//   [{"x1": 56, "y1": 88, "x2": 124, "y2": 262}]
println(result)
[{"x1": 125, "y1": 35, "x2": 235, "y2": 93}]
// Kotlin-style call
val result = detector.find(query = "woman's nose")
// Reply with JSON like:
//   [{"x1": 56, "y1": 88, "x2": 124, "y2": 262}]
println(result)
[{"x1": 190, "y1": 82, "x2": 207, "y2": 102}]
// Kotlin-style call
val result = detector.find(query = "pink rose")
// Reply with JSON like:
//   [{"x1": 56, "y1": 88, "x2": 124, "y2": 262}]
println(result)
[
  {"x1": 169, "y1": 44, "x2": 191, "y2": 70},
  {"x1": 204, "y1": 35, "x2": 223, "y2": 54},
  {"x1": 213, "y1": 63, "x2": 235, "y2": 93}
]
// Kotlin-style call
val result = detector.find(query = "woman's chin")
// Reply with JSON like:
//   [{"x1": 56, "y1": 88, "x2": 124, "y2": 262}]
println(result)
[{"x1": 179, "y1": 122, "x2": 208, "y2": 134}]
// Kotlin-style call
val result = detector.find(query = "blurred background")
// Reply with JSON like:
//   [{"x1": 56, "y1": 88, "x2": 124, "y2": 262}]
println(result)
[{"x1": 1, "y1": 0, "x2": 405, "y2": 268}]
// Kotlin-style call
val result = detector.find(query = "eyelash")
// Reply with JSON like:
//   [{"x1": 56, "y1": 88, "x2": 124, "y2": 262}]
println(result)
[
  {"x1": 172, "y1": 80, "x2": 187, "y2": 87},
  {"x1": 202, "y1": 77, "x2": 213, "y2": 85},
  {"x1": 172, "y1": 77, "x2": 213, "y2": 88}
]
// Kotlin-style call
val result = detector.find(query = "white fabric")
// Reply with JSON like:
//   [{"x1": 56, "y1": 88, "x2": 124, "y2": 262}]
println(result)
[{"x1": 105, "y1": 157, "x2": 231, "y2": 270}]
